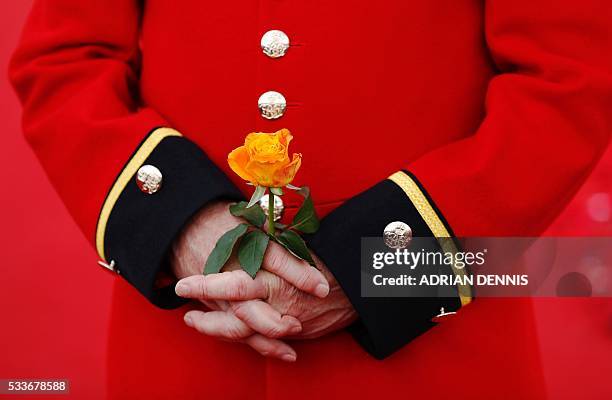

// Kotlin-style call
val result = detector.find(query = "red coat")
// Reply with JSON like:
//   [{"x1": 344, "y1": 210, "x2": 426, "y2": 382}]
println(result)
[{"x1": 9, "y1": 0, "x2": 612, "y2": 399}]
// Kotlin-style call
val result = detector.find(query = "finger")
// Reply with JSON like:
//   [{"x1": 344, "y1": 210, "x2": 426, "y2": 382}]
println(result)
[
  {"x1": 175, "y1": 270, "x2": 267, "y2": 300},
  {"x1": 264, "y1": 242, "x2": 330, "y2": 298},
  {"x1": 215, "y1": 300, "x2": 230, "y2": 311},
  {"x1": 184, "y1": 309, "x2": 297, "y2": 361},
  {"x1": 231, "y1": 300, "x2": 302, "y2": 338},
  {"x1": 184, "y1": 310, "x2": 252, "y2": 340},
  {"x1": 243, "y1": 334, "x2": 297, "y2": 362},
  {"x1": 201, "y1": 299, "x2": 222, "y2": 311}
]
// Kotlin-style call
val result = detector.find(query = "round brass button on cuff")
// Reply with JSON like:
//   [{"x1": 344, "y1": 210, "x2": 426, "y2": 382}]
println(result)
[
  {"x1": 136, "y1": 165, "x2": 162, "y2": 194},
  {"x1": 258, "y1": 91, "x2": 287, "y2": 120},
  {"x1": 383, "y1": 221, "x2": 413, "y2": 249},
  {"x1": 261, "y1": 29, "x2": 290, "y2": 58}
]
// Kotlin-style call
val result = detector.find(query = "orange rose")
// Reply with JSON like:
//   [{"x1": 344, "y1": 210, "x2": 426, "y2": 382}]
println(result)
[{"x1": 228, "y1": 129, "x2": 302, "y2": 187}]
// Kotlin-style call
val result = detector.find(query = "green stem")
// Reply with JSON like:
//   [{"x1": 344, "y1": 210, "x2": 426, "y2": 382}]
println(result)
[{"x1": 268, "y1": 191, "x2": 275, "y2": 236}]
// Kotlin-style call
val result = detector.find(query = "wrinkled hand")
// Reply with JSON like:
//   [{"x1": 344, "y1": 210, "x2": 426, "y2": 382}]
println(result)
[
  {"x1": 171, "y1": 201, "x2": 355, "y2": 361},
  {"x1": 176, "y1": 253, "x2": 357, "y2": 350}
]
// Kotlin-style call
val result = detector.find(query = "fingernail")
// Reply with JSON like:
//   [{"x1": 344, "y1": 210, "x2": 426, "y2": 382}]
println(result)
[
  {"x1": 281, "y1": 353, "x2": 296, "y2": 362},
  {"x1": 175, "y1": 282, "x2": 189, "y2": 296},
  {"x1": 184, "y1": 314, "x2": 194, "y2": 327},
  {"x1": 290, "y1": 325, "x2": 302, "y2": 334},
  {"x1": 315, "y1": 283, "x2": 330, "y2": 298}
]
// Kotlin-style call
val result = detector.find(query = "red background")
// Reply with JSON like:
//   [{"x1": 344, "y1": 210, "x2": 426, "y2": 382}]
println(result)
[
  {"x1": 1, "y1": 3, "x2": 110, "y2": 399},
  {"x1": 1, "y1": 2, "x2": 611, "y2": 399}
]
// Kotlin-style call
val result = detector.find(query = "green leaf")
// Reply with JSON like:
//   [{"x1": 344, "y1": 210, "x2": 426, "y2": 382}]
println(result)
[
  {"x1": 289, "y1": 186, "x2": 320, "y2": 233},
  {"x1": 270, "y1": 187, "x2": 283, "y2": 196},
  {"x1": 203, "y1": 223, "x2": 249, "y2": 275},
  {"x1": 230, "y1": 201, "x2": 266, "y2": 227},
  {"x1": 238, "y1": 230, "x2": 270, "y2": 278},
  {"x1": 276, "y1": 230, "x2": 315, "y2": 267},
  {"x1": 285, "y1": 184, "x2": 301, "y2": 191},
  {"x1": 247, "y1": 186, "x2": 266, "y2": 208}
]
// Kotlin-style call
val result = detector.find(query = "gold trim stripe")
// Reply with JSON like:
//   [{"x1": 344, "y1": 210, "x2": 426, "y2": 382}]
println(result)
[
  {"x1": 388, "y1": 171, "x2": 472, "y2": 306},
  {"x1": 95, "y1": 127, "x2": 182, "y2": 260}
]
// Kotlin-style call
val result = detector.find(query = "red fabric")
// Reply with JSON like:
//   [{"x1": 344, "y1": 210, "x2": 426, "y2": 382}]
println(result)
[
  {"x1": 1, "y1": 3, "x2": 109, "y2": 399},
  {"x1": 7, "y1": 0, "x2": 612, "y2": 399}
]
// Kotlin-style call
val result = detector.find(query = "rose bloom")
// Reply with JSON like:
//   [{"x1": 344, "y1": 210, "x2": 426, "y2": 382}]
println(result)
[{"x1": 228, "y1": 128, "x2": 302, "y2": 187}]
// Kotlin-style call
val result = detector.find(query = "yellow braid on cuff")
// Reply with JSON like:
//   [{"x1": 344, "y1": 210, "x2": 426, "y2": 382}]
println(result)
[
  {"x1": 388, "y1": 171, "x2": 472, "y2": 306},
  {"x1": 95, "y1": 127, "x2": 182, "y2": 260}
]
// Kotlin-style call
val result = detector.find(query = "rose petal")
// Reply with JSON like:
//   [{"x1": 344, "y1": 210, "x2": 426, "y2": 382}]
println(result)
[
  {"x1": 228, "y1": 146, "x2": 256, "y2": 183},
  {"x1": 230, "y1": 129, "x2": 298, "y2": 187},
  {"x1": 245, "y1": 160, "x2": 278, "y2": 187},
  {"x1": 278, "y1": 128, "x2": 293, "y2": 149},
  {"x1": 274, "y1": 153, "x2": 302, "y2": 187}
]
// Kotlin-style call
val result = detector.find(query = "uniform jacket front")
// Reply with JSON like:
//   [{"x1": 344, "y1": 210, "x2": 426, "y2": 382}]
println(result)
[{"x1": 9, "y1": 0, "x2": 612, "y2": 399}]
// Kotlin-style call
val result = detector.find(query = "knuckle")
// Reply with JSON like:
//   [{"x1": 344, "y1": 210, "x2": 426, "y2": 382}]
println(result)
[
  {"x1": 265, "y1": 274, "x2": 290, "y2": 303},
  {"x1": 197, "y1": 277, "x2": 208, "y2": 298},
  {"x1": 235, "y1": 275, "x2": 251, "y2": 299},
  {"x1": 223, "y1": 282, "x2": 237, "y2": 299},
  {"x1": 268, "y1": 247, "x2": 290, "y2": 271},
  {"x1": 265, "y1": 325, "x2": 284, "y2": 338},
  {"x1": 295, "y1": 269, "x2": 314, "y2": 290},
  {"x1": 224, "y1": 324, "x2": 246, "y2": 340}
]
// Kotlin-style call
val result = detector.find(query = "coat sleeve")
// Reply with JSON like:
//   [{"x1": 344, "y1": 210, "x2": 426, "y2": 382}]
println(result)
[
  {"x1": 306, "y1": 0, "x2": 612, "y2": 359},
  {"x1": 8, "y1": 0, "x2": 242, "y2": 308}
]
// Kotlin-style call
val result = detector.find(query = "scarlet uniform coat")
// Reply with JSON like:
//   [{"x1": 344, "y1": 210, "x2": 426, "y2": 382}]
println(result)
[{"x1": 9, "y1": 0, "x2": 612, "y2": 399}]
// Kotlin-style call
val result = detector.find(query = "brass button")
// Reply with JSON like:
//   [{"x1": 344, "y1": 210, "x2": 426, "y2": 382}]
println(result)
[
  {"x1": 136, "y1": 165, "x2": 162, "y2": 194},
  {"x1": 383, "y1": 221, "x2": 412, "y2": 249},
  {"x1": 259, "y1": 194, "x2": 284, "y2": 222},
  {"x1": 261, "y1": 29, "x2": 290, "y2": 58},
  {"x1": 258, "y1": 91, "x2": 287, "y2": 120}
]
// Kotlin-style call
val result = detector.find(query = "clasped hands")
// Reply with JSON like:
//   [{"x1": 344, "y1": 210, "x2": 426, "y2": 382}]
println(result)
[{"x1": 171, "y1": 201, "x2": 357, "y2": 362}]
